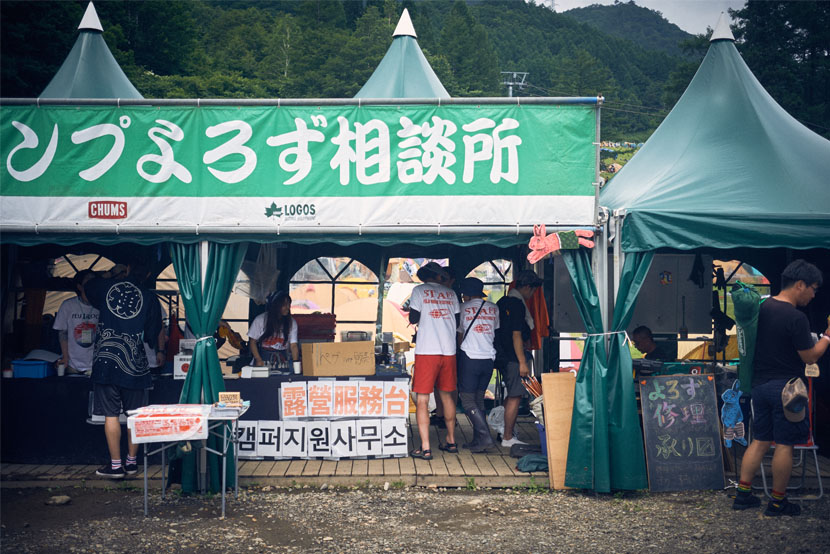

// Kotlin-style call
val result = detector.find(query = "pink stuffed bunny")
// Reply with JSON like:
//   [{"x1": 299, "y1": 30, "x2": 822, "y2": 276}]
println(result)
[{"x1": 527, "y1": 224, "x2": 595, "y2": 264}]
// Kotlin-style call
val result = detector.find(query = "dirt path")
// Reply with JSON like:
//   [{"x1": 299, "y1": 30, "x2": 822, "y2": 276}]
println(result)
[{"x1": 2, "y1": 484, "x2": 829, "y2": 553}]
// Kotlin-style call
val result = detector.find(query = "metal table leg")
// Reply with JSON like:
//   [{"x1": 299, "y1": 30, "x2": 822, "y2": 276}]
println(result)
[
  {"x1": 221, "y1": 422, "x2": 227, "y2": 518},
  {"x1": 143, "y1": 443, "x2": 149, "y2": 517},
  {"x1": 161, "y1": 443, "x2": 166, "y2": 500},
  {"x1": 233, "y1": 419, "x2": 239, "y2": 499}
]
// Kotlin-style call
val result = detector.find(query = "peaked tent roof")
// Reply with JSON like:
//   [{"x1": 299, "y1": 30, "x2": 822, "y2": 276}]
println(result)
[
  {"x1": 40, "y1": 2, "x2": 142, "y2": 99},
  {"x1": 600, "y1": 16, "x2": 830, "y2": 252},
  {"x1": 354, "y1": 9, "x2": 449, "y2": 99}
]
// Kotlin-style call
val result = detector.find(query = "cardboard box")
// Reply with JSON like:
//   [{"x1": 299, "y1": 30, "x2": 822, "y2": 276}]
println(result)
[
  {"x1": 174, "y1": 355, "x2": 192, "y2": 380},
  {"x1": 301, "y1": 341, "x2": 375, "y2": 377}
]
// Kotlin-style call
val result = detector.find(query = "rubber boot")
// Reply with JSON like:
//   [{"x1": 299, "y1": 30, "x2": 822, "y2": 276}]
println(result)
[{"x1": 466, "y1": 407, "x2": 495, "y2": 453}]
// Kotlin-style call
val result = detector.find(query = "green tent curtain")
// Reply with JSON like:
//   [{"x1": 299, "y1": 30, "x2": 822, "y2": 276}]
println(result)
[
  {"x1": 563, "y1": 249, "x2": 650, "y2": 491},
  {"x1": 604, "y1": 252, "x2": 652, "y2": 490},
  {"x1": 170, "y1": 241, "x2": 248, "y2": 493},
  {"x1": 563, "y1": 248, "x2": 610, "y2": 490}
]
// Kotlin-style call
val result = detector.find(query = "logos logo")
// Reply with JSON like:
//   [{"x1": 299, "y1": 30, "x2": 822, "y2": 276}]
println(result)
[
  {"x1": 89, "y1": 201, "x2": 127, "y2": 219},
  {"x1": 264, "y1": 201, "x2": 317, "y2": 222}
]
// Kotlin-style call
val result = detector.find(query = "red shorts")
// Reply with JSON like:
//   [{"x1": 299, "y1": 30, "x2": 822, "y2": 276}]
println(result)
[{"x1": 412, "y1": 354, "x2": 457, "y2": 394}]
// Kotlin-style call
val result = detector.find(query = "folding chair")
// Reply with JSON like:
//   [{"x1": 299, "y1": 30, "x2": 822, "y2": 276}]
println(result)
[{"x1": 758, "y1": 377, "x2": 823, "y2": 500}]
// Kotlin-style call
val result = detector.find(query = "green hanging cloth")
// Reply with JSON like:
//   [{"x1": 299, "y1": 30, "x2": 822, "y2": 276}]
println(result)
[
  {"x1": 731, "y1": 281, "x2": 762, "y2": 395},
  {"x1": 604, "y1": 252, "x2": 652, "y2": 490},
  {"x1": 170, "y1": 241, "x2": 248, "y2": 494},
  {"x1": 562, "y1": 249, "x2": 610, "y2": 491},
  {"x1": 563, "y1": 249, "x2": 650, "y2": 492}
]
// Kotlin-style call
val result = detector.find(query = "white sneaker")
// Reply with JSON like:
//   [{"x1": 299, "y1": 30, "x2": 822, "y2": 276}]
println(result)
[{"x1": 501, "y1": 437, "x2": 527, "y2": 447}]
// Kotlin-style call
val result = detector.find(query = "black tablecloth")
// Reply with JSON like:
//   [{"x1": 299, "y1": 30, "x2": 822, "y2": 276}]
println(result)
[{"x1": 0, "y1": 372, "x2": 406, "y2": 464}]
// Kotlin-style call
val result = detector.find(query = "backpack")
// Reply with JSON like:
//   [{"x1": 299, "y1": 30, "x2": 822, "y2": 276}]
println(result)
[{"x1": 731, "y1": 281, "x2": 762, "y2": 395}]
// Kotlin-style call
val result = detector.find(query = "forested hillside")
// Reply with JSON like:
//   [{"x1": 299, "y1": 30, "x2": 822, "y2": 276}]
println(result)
[
  {"x1": 1, "y1": 0, "x2": 827, "y2": 140},
  {"x1": 563, "y1": 1, "x2": 692, "y2": 58}
]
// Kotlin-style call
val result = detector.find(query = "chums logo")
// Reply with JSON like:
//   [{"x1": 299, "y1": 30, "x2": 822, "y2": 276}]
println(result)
[
  {"x1": 88, "y1": 201, "x2": 127, "y2": 219},
  {"x1": 264, "y1": 201, "x2": 317, "y2": 222}
]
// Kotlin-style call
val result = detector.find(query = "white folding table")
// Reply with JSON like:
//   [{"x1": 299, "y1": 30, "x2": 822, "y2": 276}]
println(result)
[{"x1": 139, "y1": 405, "x2": 248, "y2": 518}]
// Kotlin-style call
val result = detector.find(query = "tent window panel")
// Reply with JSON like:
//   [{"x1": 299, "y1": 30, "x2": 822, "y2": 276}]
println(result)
[
  {"x1": 43, "y1": 253, "x2": 115, "y2": 317},
  {"x1": 467, "y1": 259, "x2": 513, "y2": 303},
  {"x1": 156, "y1": 263, "x2": 249, "y2": 361},
  {"x1": 382, "y1": 258, "x2": 449, "y2": 344},
  {"x1": 290, "y1": 257, "x2": 379, "y2": 341}
]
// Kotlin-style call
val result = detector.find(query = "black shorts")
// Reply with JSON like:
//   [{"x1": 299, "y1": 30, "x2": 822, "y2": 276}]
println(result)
[
  {"x1": 751, "y1": 379, "x2": 809, "y2": 445},
  {"x1": 93, "y1": 383, "x2": 148, "y2": 417}
]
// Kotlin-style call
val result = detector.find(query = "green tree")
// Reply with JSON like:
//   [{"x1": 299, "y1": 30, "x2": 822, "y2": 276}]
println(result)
[
  {"x1": 439, "y1": 1, "x2": 500, "y2": 96},
  {"x1": 731, "y1": 1, "x2": 830, "y2": 137},
  {"x1": 662, "y1": 32, "x2": 709, "y2": 107},
  {"x1": 0, "y1": 1, "x2": 83, "y2": 96}
]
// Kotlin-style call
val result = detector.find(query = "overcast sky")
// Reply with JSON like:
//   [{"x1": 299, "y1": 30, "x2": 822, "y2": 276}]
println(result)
[{"x1": 549, "y1": 0, "x2": 746, "y2": 35}]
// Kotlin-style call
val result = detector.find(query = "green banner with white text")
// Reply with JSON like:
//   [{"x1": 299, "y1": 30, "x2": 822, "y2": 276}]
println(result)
[{"x1": 1, "y1": 103, "x2": 596, "y2": 233}]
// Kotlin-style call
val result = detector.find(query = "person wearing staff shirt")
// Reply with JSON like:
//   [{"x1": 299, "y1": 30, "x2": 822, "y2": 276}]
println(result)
[
  {"x1": 248, "y1": 290, "x2": 299, "y2": 369},
  {"x1": 457, "y1": 277, "x2": 499, "y2": 452},
  {"x1": 408, "y1": 262, "x2": 460, "y2": 460}
]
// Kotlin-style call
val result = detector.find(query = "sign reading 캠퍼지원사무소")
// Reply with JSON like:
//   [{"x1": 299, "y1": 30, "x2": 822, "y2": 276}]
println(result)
[
  {"x1": 639, "y1": 374, "x2": 725, "y2": 492},
  {"x1": 0, "y1": 103, "x2": 596, "y2": 231}
]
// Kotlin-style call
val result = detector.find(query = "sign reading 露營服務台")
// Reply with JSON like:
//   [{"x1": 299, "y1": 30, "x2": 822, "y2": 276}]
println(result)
[{"x1": 0, "y1": 103, "x2": 597, "y2": 231}]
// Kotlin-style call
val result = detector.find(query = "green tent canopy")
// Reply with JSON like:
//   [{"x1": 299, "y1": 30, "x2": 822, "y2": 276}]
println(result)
[
  {"x1": 354, "y1": 9, "x2": 449, "y2": 99},
  {"x1": 40, "y1": 2, "x2": 142, "y2": 99},
  {"x1": 600, "y1": 15, "x2": 830, "y2": 252}
]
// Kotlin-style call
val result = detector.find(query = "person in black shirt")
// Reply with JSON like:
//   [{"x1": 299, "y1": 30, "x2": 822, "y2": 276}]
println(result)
[
  {"x1": 85, "y1": 260, "x2": 162, "y2": 479},
  {"x1": 732, "y1": 260, "x2": 830, "y2": 516},
  {"x1": 494, "y1": 270, "x2": 543, "y2": 447},
  {"x1": 631, "y1": 326, "x2": 673, "y2": 362}
]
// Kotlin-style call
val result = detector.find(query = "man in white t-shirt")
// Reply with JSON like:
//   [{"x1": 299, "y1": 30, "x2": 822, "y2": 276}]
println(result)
[
  {"x1": 408, "y1": 262, "x2": 460, "y2": 460},
  {"x1": 457, "y1": 277, "x2": 499, "y2": 452},
  {"x1": 53, "y1": 270, "x2": 100, "y2": 374}
]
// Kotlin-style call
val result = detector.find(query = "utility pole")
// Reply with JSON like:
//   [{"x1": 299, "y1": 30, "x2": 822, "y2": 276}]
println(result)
[{"x1": 501, "y1": 71, "x2": 528, "y2": 98}]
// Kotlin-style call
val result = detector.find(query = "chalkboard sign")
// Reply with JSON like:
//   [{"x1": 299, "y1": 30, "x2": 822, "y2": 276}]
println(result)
[{"x1": 639, "y1": 374, "x2": 725, "y2": 492}]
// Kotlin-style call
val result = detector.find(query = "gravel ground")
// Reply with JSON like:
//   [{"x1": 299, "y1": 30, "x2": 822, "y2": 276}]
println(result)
[{"x1": 2, "y1": 484, "x2": 829, "y2": 553}]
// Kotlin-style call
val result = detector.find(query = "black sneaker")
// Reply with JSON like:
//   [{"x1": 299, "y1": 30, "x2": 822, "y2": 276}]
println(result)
[
  {"x1": 731, "y1": 492, "x2": 761, "y2": 510},
  {"x1": 95, "y1": 465, "x2": 125, "y2": 479},
  {"x1": 124, "y1": 462, "x2": 138, "y2": 475},
  {"x1": 764, "y1": 497, "x2": 801, "y2": 517}
]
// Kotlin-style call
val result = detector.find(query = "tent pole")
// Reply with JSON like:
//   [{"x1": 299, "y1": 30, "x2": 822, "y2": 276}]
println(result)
[
  {"x1": 199, "y1": 240, "x2": 209, "y2": 297},
  {"x1": 612, "y1": 210, "x2": 625, "y2": 306},
  {"x1": 375, "y1": 253, "x2": 388, "y2": 343},
  {"x1": 591, "y1": 96, "x2": 611, "y2": 335}
]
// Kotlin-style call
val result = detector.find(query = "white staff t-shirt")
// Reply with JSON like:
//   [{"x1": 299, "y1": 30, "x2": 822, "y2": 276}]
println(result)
[
  {"x1": 458, "y1": 298, "x2": 500, "y2": 360},
  {"x1": 53, "y1": 296, "x2": 100, "y2": 372},
  {"x1": 409, "y1": 282, "x2": 460, "y2": 355},
  {"x1": 248, "y1": 312, "x2": 298, "y2": 350}
]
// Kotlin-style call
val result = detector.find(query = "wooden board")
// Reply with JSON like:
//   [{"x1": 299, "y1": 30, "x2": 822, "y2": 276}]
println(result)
[
  {"x1": 639, "y1": 374, "x2": 725, "y2": 492},
  {"x1": 541, "y1": 372, "x2": 576, "y2": 489}
]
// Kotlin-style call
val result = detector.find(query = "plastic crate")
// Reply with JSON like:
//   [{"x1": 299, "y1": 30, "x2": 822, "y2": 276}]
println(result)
[{"x1": 12, "y1": 360, "x2": 54, "y2": 378}]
